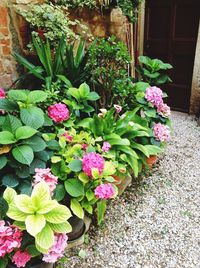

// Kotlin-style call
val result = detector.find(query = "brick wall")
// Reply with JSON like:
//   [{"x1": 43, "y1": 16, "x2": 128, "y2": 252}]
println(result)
[{"x1": 0, "y1": 2, "x2": 17, "y2": 88}]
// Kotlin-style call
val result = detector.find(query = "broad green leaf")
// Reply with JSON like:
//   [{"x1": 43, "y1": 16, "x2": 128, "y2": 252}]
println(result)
[
  {"x1": 13, "y1": 221, "x2": 26, "y2": 230},
  {"x1": 86, "y1": 189, "x2": 95, "y2": 201},
  {"x1": 20, "y1": 107, "x2": 44, "y2": 129},
  {"x1": 37, "y1": 200, "x2": 58, "y2": 214},
  {"x1": 25, "y1": 214, "x2": 46, "y2": 236},
  {"x1": 31, "y1": 181, "x2": 51, "y2": 209},
  {"x1": 78, "y1": 83, "x2": 90, "y2": 99},
  {"x1": 8, "y1": 90, "x2": 28, "y2": 101},
  {"x1": 3, "y1": 114, "x2": 22, "y2": 133},
  {"x1": 0, "y1": 98, "x2": 18, "y2": 112},
  {"x1": 49, "y1": 222, "x2": 72, "y2": 233},
  {"x1": 88, "y1": 91, "x2": 100, "y2": 101},
  {"x1": 102, "y1": 161, "x2": 116, "y2": 176},
  {"x1": 54, "y1": 184, "x2": 66, "y2": 202},
  {"x1": 70, "y1": 199, "x2": 84, "y2": 219},
  {"x1": 23, "y1": 135, "x2": 46, "y2": 152},
  {"x1": 0, "y1": 197, "x2": 9, "y2": 220},
  {"x1": 35, "y1": 224, "x2": 54, "y2": 250},
  {"x1": 15, "y1": 126, "x2": 37, "y2": 140},
  {"x1": 78, "y1": 172, "x2": 89, "y2": 184},
  {"x1": 2, "y1": 174, "x2": 19, "y2": 188},
  {"x1": 97, "y1": 200, "x2": 107, "y2": 225},
  {"x1": 26, "y1": 245, "x2": 41, "y2": 257},
  {"x1": 145, "y1": 145, "x2": 162, "y2": 155},
  {"x1": 3, "y1": 187, "x2": 16, "y2": 204},
  {"x1": 0, "y1": 258, "x2": 8, "y2": 268},
  {"x1": 68, "y1": 159, "x2": 82, "y2": 172},
  {"x1": 44, "y1": 205, "x2": 72, "y2": 223},
  {"x1": 7, "y1": 205, "x2": 27, "y2": 221},
  {"x1": 15, "y1": 195, "x2": 34, "y2": 213},
  {"x1": 0, "y1": 156, "x2": 7, "y2": 169},
  {"x1": 0, "y1": 131, "x2": 16, "y2": 144},
  {"x1": 27, "y1": 90, "x2": 47, "y2": 103},
  {"x1": 64, "y1": 179, "x2": 84, "y2": 197},
  {"x1": 12, "y1": 145, "x2": 34, "y2": 165}
]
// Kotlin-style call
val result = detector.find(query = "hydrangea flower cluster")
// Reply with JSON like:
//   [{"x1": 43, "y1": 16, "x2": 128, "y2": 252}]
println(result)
[
  {"x1": 153, "y1": 123, "x2": 170, "y2": 142},
  {"x1": 0, "y1": 221, "x2": 22, "y2": 257},
  {"x1": 82, "y1": 152, "x2": 105, "y2": 177},
  {"x1": 33, "y1": 168, "x2": 58, "y2": 194},
  {"x1": 102, "y1": 142, "x2": 111, "y2": 152},
  {"x1": 42, "y1": 233, "x2": 68, "y2": 263},
  {"x1": 145, "y1": 86, "x2": 171, "y2": 118},
  {"x1": 0, "y1": 88, "x2": 6, "y2": 99},
  {"x1": 48, "y1": 103, "x2": 70, "y2": 123},
  {"x1": 95, "y1": 183, "x2": 115, "y2": 199},
  {"x1": 12, "y1": 250, "x2": 31, "y2": 268}
]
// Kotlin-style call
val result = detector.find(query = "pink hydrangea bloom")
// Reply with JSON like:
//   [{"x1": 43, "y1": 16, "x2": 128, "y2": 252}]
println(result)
[
  {"x1": 114, "y1": 104, "x2": 122, "y2": 113},
  {"x1": 145, "y1": 86, "x2": 163, "y2": 107},
  {"x1": 0, "y1": 221, "x2": 22, "y2": 257},
  {"x1": 153, "y1": 123, "x2": 170, "y2": 142},
  {"x1": 95, "y1": 183, "x2": 115, "y2": 199},
  {"x1": 82, "y1": 152, "x2": 105, "y2": 177},
  {"x1": 12, "y1": 251, "x2": 31, "y2": 268},
  {"x1": 157, "y1": 103, "x2": 171, "y2": 117},
  {"x1": 102, "y1": 142, "x2": 111, "y2": 152},
  {"x1": 48, "y1": 103, "x2": 70, "y2": 123},
  {"x1": 33, "y1": 168, "x2": 58, "y2": 194},
  {"x1": 63, "y1": 132, "x2": 73, "y2": 142},
  {"x1": 42, "y1": 233, "x2": 68, "y2": 263},
  {"x1": 0, "y1": 88, "x2": 6, "y2": 99}
]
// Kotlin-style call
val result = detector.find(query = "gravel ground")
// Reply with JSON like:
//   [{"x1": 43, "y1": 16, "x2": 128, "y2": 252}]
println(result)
[{"x1": 64, "y1": 112, "x2": 200, "y2": 268}]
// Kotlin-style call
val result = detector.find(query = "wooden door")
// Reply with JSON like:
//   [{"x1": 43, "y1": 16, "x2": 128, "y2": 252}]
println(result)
[{"x1": 144, "y1": 0, "x2": 200, "y2": 112}]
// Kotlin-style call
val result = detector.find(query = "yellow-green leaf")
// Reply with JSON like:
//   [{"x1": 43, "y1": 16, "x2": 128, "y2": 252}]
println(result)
[
  {"x1": 70, "y1": 199, "x2": 84, "y2": 219},
  {"x1": 25, "y1": 214, "x2": 46, "y2": 236}
]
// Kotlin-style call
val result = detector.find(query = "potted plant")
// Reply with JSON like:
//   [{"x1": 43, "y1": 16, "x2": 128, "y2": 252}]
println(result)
[{"x1": 0, "y1": 181, "x2": 72, "y2": 268}]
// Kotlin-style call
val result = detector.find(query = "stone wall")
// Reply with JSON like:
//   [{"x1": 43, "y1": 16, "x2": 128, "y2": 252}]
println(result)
[{"x1": 190, "y1": 22, "x2": 200, "y2": 115}]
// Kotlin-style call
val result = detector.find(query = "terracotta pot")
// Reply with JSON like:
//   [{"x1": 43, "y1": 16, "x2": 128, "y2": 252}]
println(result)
[
  {"x1": 113, "y1": 175, "x2": 132, "y2": 195},
  {"x1": 146, "y1": 155, "x2": 158, "y2": 168},
  {"x1": 8, "y1": 262, "x2": 54, "y2": 268}
]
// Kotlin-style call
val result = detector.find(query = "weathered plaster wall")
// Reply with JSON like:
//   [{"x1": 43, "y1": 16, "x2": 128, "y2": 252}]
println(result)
[{"x1": 190, "y1": 22, "x2": 200, "y2": 115}]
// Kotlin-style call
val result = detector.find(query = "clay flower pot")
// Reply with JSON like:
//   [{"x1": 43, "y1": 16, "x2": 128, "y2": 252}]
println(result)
[
  {"x1": 113, "y1": 175, "x2": 132, "y2": 195},
  {"x1": 146, "y1": 155, "x2": 158, "y2": 168},
  {"x1": 8, "y1": 262, "x2": 54, "y2": 268}
]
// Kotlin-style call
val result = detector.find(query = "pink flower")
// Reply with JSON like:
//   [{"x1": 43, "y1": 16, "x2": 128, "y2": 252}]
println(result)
[
  {"x1": 145, "y1": 86, "x2": 163, "y2": 107},
  {"x1": 42, "y1": 233, "x2": 68, "y2": 263},
  {"x1": 95, "y1": 183, "x2": 115, "y2": 199},
  {"x1": 0, "y1": 221, "x2": 22, "y2": 257},
  {"x1": 12, "y1": 251, "x2": 31, "y2": 268},
  {"x1": 153, "y1": 123, "x2": 170, "y2": 142},
  {"x1": 102, "y1": 142, "x2": 111, "y2": 152},
  {"x1": 33, "y1": 168, "x2": 58, "y2": 194},
  {"x1": 48, "y1": 103, "x2": 70, "y2": 123},
  {"x1": 63, "y1": 132, "x2": 73, "y2": 142},
  {"x1": 157, "y1": 103, "x2": 171, "y2": 117},
  {"x1": 82, "y1": 152, "x2": 105, "y2": 177},
  {"x1": 0, "y1": 88, "x2": 6, "y2": 99},
  {"x1": 114, "y1": 104, "x2": 122, "y2": 113},
  {"x1": 81, "y1": 143, "x2": 88, "y2": 150}
]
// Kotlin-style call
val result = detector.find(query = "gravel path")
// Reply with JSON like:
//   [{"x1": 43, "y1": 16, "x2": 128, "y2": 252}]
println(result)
[{"x1": 65, "y1": 112, "x2": 200, "y2": 268}]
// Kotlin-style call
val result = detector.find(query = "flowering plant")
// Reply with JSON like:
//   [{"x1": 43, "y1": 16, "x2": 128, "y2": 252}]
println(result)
[{"x1": 0, "y1": 181, "x2": 72, "y2": 268}]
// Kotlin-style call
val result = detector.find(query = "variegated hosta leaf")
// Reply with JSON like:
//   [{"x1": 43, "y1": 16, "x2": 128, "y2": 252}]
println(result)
[
  {"x1": 35, "y1": 224, "x2": 54, "y2": 250},
  {"x1": 3, "y1": 187, "x2": 16, "y2": 205},
  {"x1": 7, "y1": 205, "x2": 27, "y2": 221},
  {"x1": 44, "y1": 205, "x2": 72, "y2": 224},
  {"x1": 48, "y1": 222, "x2": 72, "y2": 233},
  {"x1": 15, "y1": 195, "x2": 35, "y2": 214},
  {"x1": 25, "y1": 214, "x2": 46, "y2": 236},
  {"x1": 31, "y1": 181, "x2": 51, "y2": 210}
]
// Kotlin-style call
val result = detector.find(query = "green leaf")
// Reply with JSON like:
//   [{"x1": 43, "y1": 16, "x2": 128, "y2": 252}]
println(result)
[
  {"x1": 49, "y1": 222, "x2": 72, "y2": 233},
  {"x1": 131, "y1": 142, "x2": 150, "y2": 157},
  {"x1": 12, "y1": 145, "x2": 34, "y2": 165},
  {"x1": 15, "y1": 126, "x2": 37, "y2": 140},
  {"x1": 144, "y1": 109, "x2": 157, "y2": 118},
  {"x1": 78, "y1": 83, "x2": 90, "y2": 99},
  {"x1": 8, "y1": 89, "x2": 28, "y2": 101},
  {"x1": 70, "y1": 199, "x2": 84, "y2": 219},
  {"x1": 86, "y1": 189, "x2": 95, "y2": 201},
  {"x1": 97, "y1": 200, "x2": 107, "y2": 225},
  {"x1": 54, "y1": 184, "x2": 66, "y2": 202},
  {"x1": 37, "y1": 200, "x2": 58, "y2": 214},
  {"x1": 13, "y1": 221, "x2": 26, "y2": 230},
  {"x1": 0, "y1": 155, "x2": 7, "y2": 169},
  {"x1": 27, "y1": 90, "x2": 47, "y2": 103},
  {"x1": 102, "y1": 162, "x2": 116, "y2": 176},
  {"x1": 44, "y1": 205, "x2": 72, "y2": 223},
  {"x1": 35, "y1": 242, "x2": 49, "y2": 254},
  {"x1": 64, "y1": 179, "x2": 84, "y2": 197},
  {"x1": 78, "y1": 172, "x2": 89, "y2": 184},
  {"x1": 25, "y1": 214, "x2": 46, "y2": 236},
  {"x1": 116, "y1": 145, "x2": 139, "y2": 159},
  {"x1": 15, "y1": 194, "x2": 34, "y2": 213},
  {"x1": 3, "y1": 187, "x2": 17, "y2": 204},
  {"x1": 0, "y1": 197, "x2": 8, "y2": 220},
  {"x1": 0, "y1": 131, "x2": 16, "y2": 144},
  {"x1": 108, "y1": 138, "x2": 130, "y2": 146},
  {"x1": 23, "y1": 135, "x2": 46, "y2": 152},
  {"x1": 7, "y1": 204, "x2": 27, "y2": 221},
  {"x1": 26, "y1": 245, "x2": 41, "y2": 257},
  {"x1": 20, "y1": 107, "x2": 44, "y2": 129},
  {"x1": 2, "y1": 174, "x2": 19, "y2": 187},
  {"x1": 31, "y1": 181, "x2": 51, "y2": 209},
  {"x1": 68, "y1": 159, "x2": 82, "y2": 172},
  {"x1": 0, "y1": 98, "x2": 18, "y2": 112},
  {"x1": 145, "y1": 145, "x2": 162, "y2": 155},
  {"x1": 88, "y1": 91, "x2": 100, "y2": 101},
  {"x1": 0, "y1": 258, "x2": 8, "y2": 268},
  {"x1": 3, "y1": 114, "x2": 22, "y2": 133},
  {"x1": 35, "y1": 224, "x2": 54, "y2": 250}
]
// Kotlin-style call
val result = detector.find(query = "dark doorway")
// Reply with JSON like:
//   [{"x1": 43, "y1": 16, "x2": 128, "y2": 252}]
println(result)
[{"x1": 144, "y1": 0, "x2": 200, "y2": 112}]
